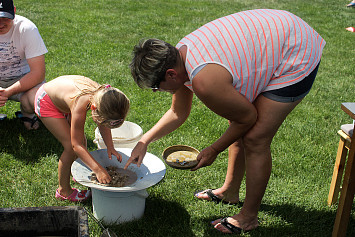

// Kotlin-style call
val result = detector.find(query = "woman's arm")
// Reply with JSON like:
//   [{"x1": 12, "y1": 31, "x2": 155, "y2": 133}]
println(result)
[
  {"x1": 124, "y1": 85, "x2": 194, "y2": 169},
  {"x1": 191, "y1": 64, "x2": 257, "y2": 170}
]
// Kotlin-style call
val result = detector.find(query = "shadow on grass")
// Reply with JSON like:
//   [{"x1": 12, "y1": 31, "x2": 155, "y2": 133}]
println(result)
[
  {"x1": 0, "y1": 118, "x2": 97, "y2": 163},
  {"x1": 93, "y1": 197, "x2": 195, "y2": 237},
  {"x1": 198, "y1": 203, "x2": 354, "y2": 237},
  {"x1": 82, "y1": 197, "x2": 355, "y2": 237},
  {"x1": 77, "y1": 194, "x2": 355, "y2": 237},
  {"x1": 256, "y1": 203, "x2": 355, "y2": 237}
]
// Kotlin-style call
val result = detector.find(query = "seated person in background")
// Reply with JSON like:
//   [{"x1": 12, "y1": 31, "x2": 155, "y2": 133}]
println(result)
[{"x1": 0, "y1": 0, "x2": 47, "y2": 130}]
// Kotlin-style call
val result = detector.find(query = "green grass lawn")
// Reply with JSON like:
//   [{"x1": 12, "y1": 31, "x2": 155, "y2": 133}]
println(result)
[{"x1": 0, "y1": 0, "x2": 354, "y2": 236}]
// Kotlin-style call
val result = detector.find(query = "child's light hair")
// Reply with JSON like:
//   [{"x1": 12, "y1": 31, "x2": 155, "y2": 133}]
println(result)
[
  {"x1": 73, "y1": 77, "x2": 130, "y2": 129},
  {"x1": 91, "y1": 86, "x2": 130, "y2": 128}
]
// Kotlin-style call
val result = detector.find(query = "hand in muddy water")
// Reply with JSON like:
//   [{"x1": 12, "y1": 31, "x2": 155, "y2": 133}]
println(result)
[{"x1": 91, "y1": 166, "x2": 137, "y2": 187}]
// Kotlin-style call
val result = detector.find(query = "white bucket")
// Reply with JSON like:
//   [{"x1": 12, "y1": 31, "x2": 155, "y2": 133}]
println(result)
[
  {"x1": 71, "y1": 148, "x2": 166, "y2": 224},
  {"x1": 92, "y1": 189, "x2": 149, "y2": 224},
  {"x1": 93, "y1": 121, "x2": 143, "y2": 149}
]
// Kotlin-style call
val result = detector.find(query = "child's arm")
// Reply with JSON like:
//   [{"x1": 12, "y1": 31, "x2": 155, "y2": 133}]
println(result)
[
  {"x1": 70, "y1": 96, "x2": 111, "y2": 184},
  {"x1": 98, "y1": 125, "x2": 122, "y2": 162}
]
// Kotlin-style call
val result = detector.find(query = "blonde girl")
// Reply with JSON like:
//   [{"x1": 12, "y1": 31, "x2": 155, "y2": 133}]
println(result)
[{"x1": 34, "y1": 75, "x2": 130, "y2": 202}]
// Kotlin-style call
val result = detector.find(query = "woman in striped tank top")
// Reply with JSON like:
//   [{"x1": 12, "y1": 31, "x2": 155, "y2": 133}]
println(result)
[{"x1": 126, "y1": 9, "x2": 325, "y2": 234}]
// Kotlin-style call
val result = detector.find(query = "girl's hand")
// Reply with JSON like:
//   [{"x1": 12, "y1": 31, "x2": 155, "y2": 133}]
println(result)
[
  {"x1": 190, "y1": 146, "x2": 219, "y2": 171},
  {"x1": 95, "y1": 167, "x2": 112, "y2": 184},
  {"x1": 107, "y1": 147, "x2": 122, "y2": 162},
  {"x1": 124, "y1": 141, "x2": 147, "y2": 169}
]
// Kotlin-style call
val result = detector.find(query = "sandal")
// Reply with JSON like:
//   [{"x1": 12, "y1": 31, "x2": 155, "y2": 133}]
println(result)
[
  {"x1": 216, "y1": 217, "x2": 250, "y2": 234},
  {"x1": 194, "y1": 189, "x2": 240, "y2": 205},
  {"x1": 55, "y1": 188, "x2": 91, "y2": 202},
  {"x1": 15, "y1": 111, "x2": 40, "y2": 130},
  {"x1": 0, "y1": 114, "x2": 7, "y2": 120}
]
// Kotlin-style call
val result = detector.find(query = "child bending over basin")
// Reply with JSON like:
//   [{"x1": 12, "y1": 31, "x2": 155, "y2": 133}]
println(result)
[{"x1": 34, "y1": 75, "x2": 130, "y2": 202}]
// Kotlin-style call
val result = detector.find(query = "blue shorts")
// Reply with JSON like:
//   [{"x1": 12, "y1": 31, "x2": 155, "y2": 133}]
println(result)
[{"x1": 262, "y1": 62, "x2": 320, "y2": 103}]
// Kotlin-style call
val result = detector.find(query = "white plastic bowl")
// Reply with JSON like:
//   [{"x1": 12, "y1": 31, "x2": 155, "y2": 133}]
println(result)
[
  {"x1": 71, "y1": 148, "x2": 166, "y2": 224},
  {"x1": 93, "y1": 121, "x2": 143, "y2": 149}
]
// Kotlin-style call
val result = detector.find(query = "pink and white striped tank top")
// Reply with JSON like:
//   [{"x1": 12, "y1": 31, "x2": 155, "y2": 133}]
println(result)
[{"x1": 176, "y1": 9, "x2": 326, "y2": 102}]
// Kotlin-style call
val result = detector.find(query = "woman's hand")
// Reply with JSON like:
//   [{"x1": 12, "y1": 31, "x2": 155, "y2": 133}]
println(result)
[
  {"x1": 190, "y1": 146, "x2": 219, "y2": 171},
  {"x1": 124, "y1": 141, "x2": 147, "y2": 169},
  {"x1": 107, "y1": 147, "x2": 122, "y2": 162}
]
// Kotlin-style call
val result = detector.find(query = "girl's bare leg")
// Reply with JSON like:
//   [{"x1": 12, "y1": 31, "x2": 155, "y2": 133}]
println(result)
[{"x1": 40, "y1": 117, "x2": 77, "y2": 197}]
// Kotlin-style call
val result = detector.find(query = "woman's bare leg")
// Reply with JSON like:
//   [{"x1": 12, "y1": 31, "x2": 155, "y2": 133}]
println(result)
[
  {"x1": 195, "y1": 139, "x2": 245, "y2": 204},
  {"x1": 213, "y1": 95, "x2": 302, "y2": 233}
]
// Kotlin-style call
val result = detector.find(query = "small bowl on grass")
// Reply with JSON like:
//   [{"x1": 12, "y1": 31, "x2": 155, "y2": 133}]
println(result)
[{"x1": 162, "y1": 145, "x2": 199, "y2": 169}]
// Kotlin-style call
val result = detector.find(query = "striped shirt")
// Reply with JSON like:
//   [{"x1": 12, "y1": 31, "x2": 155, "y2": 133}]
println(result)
[{"x1": 176, "y1": 9, "x2": 326, "y2": 102}]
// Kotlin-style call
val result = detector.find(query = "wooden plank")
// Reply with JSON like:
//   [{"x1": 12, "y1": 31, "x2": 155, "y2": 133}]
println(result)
[
  {"x1": 328, "y1": 136, "x2": 347, "y2": 206},
  {"x1": 332, "y1": 132, "x2": 355, "y2": 237},
  {"x1": 341, "y1": 103, "x2": 355, "y2": 120}
]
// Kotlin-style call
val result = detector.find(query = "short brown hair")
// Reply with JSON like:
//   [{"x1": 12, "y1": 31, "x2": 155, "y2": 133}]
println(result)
[{"x1": 130, "y1": 38, "x2": 179, "y2": 89}]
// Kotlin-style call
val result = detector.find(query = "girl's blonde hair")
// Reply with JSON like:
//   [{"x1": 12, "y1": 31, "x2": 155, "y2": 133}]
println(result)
[{"x1": 73, "y1": 77, "x2": 130, "y2": 129}]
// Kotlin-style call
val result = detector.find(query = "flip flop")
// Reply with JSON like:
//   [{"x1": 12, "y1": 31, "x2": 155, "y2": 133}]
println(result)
[
  {"x1": 15, "y1": 111, "x2": 39, "y2": 130},
  {"x1": 194, "y1": 189, "x2": 240, "y2": 205},
  {"x1": 216, "y1": 217, "x2": 249, "y2": 234},
  {"x1": 347, "y1": 1, "x2": 355, "y2": 7},
  {"x1": 55, "y1": 188, "x2": 91, "y2": 202},
  {"x1": 15, "y1": 111, "x2": 23, "y2": 118}
]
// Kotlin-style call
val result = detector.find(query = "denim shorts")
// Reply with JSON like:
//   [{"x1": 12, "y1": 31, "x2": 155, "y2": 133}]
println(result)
[{"x1": 262, "y1": 62, "x2": 320, "y2": 103}]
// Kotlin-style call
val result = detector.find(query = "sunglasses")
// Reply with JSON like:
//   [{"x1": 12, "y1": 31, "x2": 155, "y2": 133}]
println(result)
[
  {"x1": 150, "y1": 77, "x2": 163, "y2": 90},
  {"x1": 150, "y1": 62, "x2": 169, "y2": 90}
]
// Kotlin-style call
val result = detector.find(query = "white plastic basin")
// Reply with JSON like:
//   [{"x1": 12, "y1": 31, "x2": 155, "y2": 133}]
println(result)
[{"x1": 71, "y1": 148, "x2": 166, "y2": 224}]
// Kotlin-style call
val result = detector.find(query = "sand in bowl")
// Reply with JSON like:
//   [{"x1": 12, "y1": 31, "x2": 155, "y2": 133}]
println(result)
[
  {"x1": 91, "y1": 166, "x2": 137, "y2": 187},
  {"x1": 166, "y1": 150, "x2": 198, "y2": 163}
]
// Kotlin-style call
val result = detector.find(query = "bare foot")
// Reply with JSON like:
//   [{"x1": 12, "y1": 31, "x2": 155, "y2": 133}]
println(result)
[
  {"x1": 194, "y1": 188, "x2": 239, "y2": 204},
  {"x1": 57, "y1": 188, "x2": 74, "y2": 198},
  {"x1": 212, "y1": 213, "x2": 259, "y2": 234}
]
